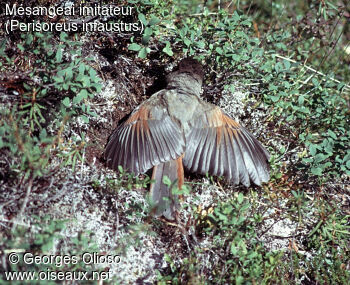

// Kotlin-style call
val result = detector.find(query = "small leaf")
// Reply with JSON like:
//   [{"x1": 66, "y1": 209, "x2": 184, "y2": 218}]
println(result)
[
  {"x1": 55, "y1": 48, "x2": 63, "y2": 63},
  {"x1": 79, "y1": 64, "x2": 86, "y2": 75},
  {"x1": 315, "y1": 153, "x2": 327, "y2": 163},
  {"x1": 327, "y1": 129, "x2": 337, "y2": 139},
  {"x1": 89, "y1": 68, "x2": 97, "y2": 78},
  {"x1": 270, "y1": 95, "x2": 280, "y2": 102},
  {"x1": 309, "y1": 144, "x2": 317, "y2": 156},
  {"x1": 64, "y1": 67, "x2": 73, "y2": 80},
  {"x1": 138, "y1": 13, "x2": 148, "y2": 25},
  {"x1": 62, "y1": 97, "x2": 70, "y2": 107},
  {"x1": 237, "y1": 193, "x2": 244, "y2": 204},
  {"x1": 232, "y1": 54, "x2": 241, "y2": 61},
  {"x1": 128, "y1": 43, "x2": 142, "y2": 51},
  {"x1": 60, "y1": 32, "x2": 68, "y2": 42},
  {"x1": 162, "y1": 41, "x2": 173, "y2": 56},
  {"x1": 283, "y1": 60, "x2": 291, "y2": 70},
  {"x1": 91, "y1": 83, "x2": 102, "y2": 93},
  {"x1": 196, "y1": 41, "x2": 205, "y2": 49},
  {"x1": 142, "y1": 34, "x2": 152, "y2": 45},
  {"x1": 149, "y1": 15, "x2": 160, "y2": 26},
  {"x1": 184, "y1": 38, "x2": 191, "y2": 47},
  {"x1": 82, "y1": 76, "x2": 91, "y2": 87},
  {"x1": 216, "y1": 47, "x2": 223, "y2": 54},
  {"x1": 80, "y1": 115, "x2": 89, "y2": 123},
  {"x1": 311, "y1": 77, "x2": 319, "y2": 87},
  {"x1": 298, "y1": 95, "x2": 304, "y2": 105},
  {"x1": 241, "y1": 19, "x2": 251, "y2": 26},
  {"x1": 162, "y1": 175, "x2": 171, "y2": 186},
  {"x1": 79, "y1": 89, "x2": 88, "y2": 99},
  {"x1": 39, "y1": 128, "x2": 47, "y2": 140},
  {"x1": 17, "y1": 44, "x2": 24, "y2": 51},
  {"x1": 138, "y1": 47, "x2": 150, "y2": 59},
  {"x1": 346, "y1": 160, "x2": 350, "y2": 169},
  {"x1": 337, "y1": 82, "x2": 345, "y2": 91},
  {"x1": 235, "y1": 30, "x2": 247, "y2": 38},
  {"x1": 73, "y1": 89, "x2": 87, "y2": 103},
  {"x1": 144, "y1": 27, "x2": 153, "y2": 37},
  {"x1": 25, "y1": 33, "x2": 33, "y2": 45},
  {"x1": 311, "y1": 167, "x2": 323, "y2": 175}
]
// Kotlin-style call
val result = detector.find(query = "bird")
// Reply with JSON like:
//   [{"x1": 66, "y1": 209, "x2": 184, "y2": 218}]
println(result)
[{"x1": 104, "y1": 58, "x2": 270, "y2": 220}]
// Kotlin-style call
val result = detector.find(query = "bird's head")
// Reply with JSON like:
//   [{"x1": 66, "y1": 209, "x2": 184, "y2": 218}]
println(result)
[{"x1": 166, "y1": 58, "x2": 204, "y2": 96}]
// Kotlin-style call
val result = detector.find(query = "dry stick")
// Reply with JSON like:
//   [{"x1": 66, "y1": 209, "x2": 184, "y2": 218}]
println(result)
[
  {"x1": 11, "y1": 176, "x2": 33, "y2": 232},
  {"x1": 316, "y1": 10, "x2": 344, "y2": 72},
  {"x1": 0, "y1": 218, "x2": 34, "y2": 229},
  {"x1": 275, "y1": 54, "x2": 350, "y2": 91},
  {"x1": 115, "y1": 200, "x2": 120, "y2": 243}
]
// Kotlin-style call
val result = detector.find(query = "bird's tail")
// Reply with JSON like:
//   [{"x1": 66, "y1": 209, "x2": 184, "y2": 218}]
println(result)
[{"x1": 150, "y1": 157, "x2": 184, "y2": 220}]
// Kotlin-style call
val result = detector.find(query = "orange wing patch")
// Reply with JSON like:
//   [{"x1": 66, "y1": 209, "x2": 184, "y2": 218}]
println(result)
[
  {"x1": 126, "y1": 106, "x2": 151, "y2": 134},
  {"x1": 208, "y1": 108, "x2": 241, "y2": 146},
  {"x1": 221, "y1": 112, "x2": 240, "y2": 128},
  {"x1": 176, "y1": 155, "x2": 184, "y2": 189},
  {"x1": 126, "y1": 106, "x2": 150, "y2": 123}
]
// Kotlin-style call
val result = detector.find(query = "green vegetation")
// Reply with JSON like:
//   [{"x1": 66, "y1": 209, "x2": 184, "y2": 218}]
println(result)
[
  {"x1": 1, "y1": 0, "x2": 349, "y2": 284},
  {"x1": 0, "y1": 217, "x2": 105, "y2": 284}
]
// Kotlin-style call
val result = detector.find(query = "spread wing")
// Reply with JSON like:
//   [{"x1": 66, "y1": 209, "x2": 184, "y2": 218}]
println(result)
[
  {"x1": 104, "y1": 99, "x2": 185, "y2": 175},
  {"x1": 183, "y1": 106, "x2": 270, "y2": 186}
]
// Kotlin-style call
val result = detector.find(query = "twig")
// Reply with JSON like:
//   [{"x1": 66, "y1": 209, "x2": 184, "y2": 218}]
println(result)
[
  {"x1": 0, "y1": 217, "x2": 39, "y2": 229},
  {"x1": 275, "y1": 54, "x2": 350, "y2": 91},
  {"x1": 11, "y1": 176, "x2": 33, "y2": 231},
  {"x1": 275, "y1": 142, "x2": 290, "y2": 162},
  {"x1": 265, "y1": 233, "x2": 305, "y2": 239},
  {"x1": 44, "y1": 180, "x2": 70, "y2": 205},
  {"x1": 115, "y1": 200, "x2": 120, "y2": 243}
]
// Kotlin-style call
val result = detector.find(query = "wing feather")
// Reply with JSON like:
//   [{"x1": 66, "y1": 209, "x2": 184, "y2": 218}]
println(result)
[
  {"x1": 183, "y1": 106, "x2": 269, "y2": 186},
  {"x1": 105, "y1": 103, "x2": 185, "y2": 175}
]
